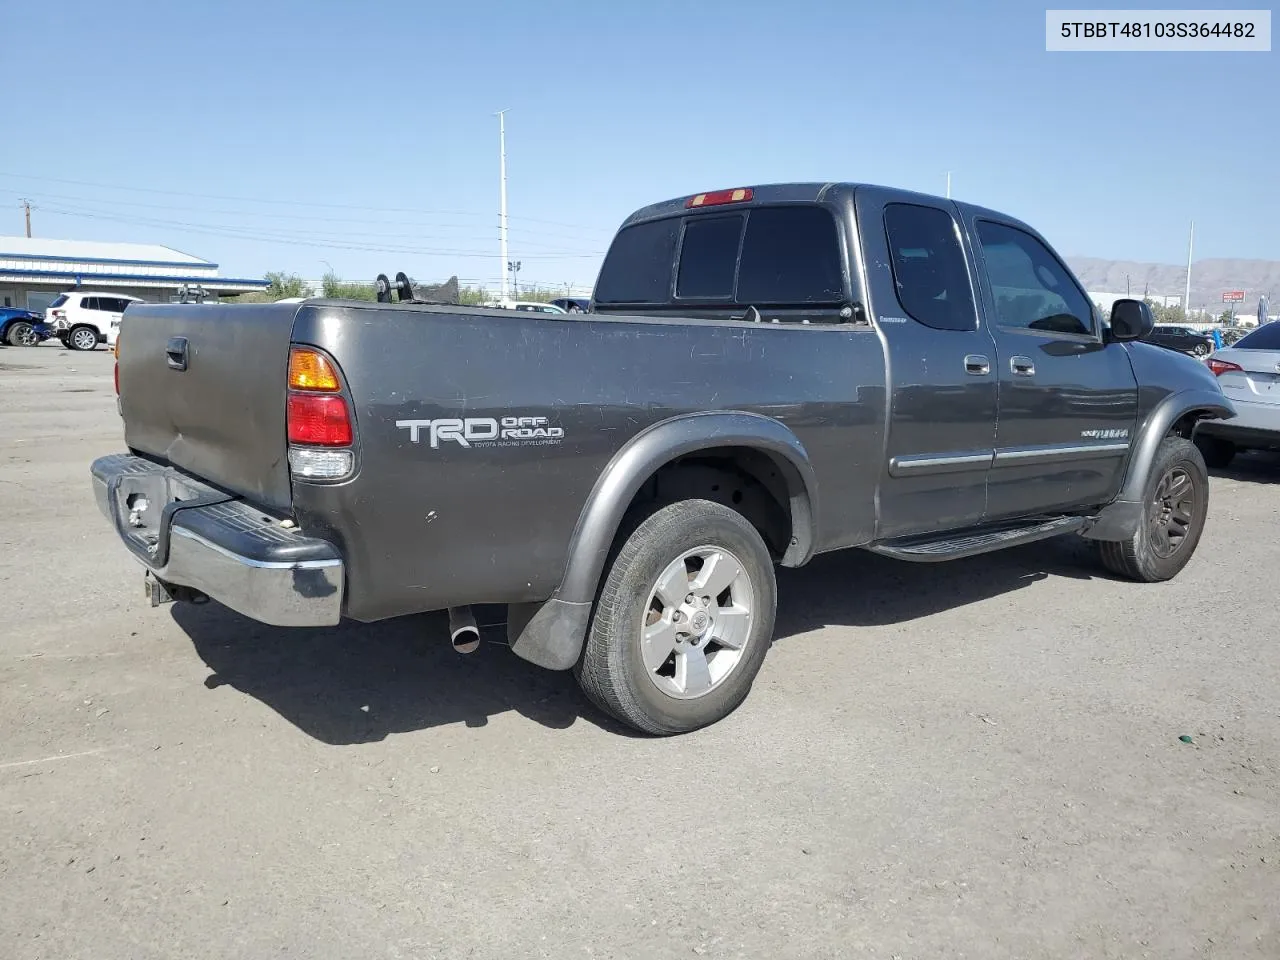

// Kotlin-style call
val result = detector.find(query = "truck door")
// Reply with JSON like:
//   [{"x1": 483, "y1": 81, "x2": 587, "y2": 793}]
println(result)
[
  {"x1": 961, "y1": 212, "x2": 1139, "y2": 519},
  {"x1": 854, "y1": 189, "x2": 998, "y2": 539}
]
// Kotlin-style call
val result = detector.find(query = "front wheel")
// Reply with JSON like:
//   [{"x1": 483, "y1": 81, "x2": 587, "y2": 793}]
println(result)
[
  {"x1": 67, "y1": 325, "x2": 99, "y2": 351},
  {"x1": 1098, "y1": 436, "x2": 1209, "y2": 582},
  {"x1": 1193, "y1": 342, "x2": 1210, "y2": 357},
  {"x1": 575, "y1": 499, "x2": 778, "y2": 735}
]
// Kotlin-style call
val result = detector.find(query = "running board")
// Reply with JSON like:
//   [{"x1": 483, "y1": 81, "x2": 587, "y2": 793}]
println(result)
[{"x1": 869, "y1": 516, "x2": 1087, "y2": 563}]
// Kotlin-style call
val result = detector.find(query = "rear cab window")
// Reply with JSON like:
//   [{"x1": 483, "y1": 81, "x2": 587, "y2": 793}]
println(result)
[
  {"x1": 595, "y1": 202, "x2": 847, "y2": 320},
  {"x1": 1235, "y1": 323, "x2": 1280, "y2": 349}
]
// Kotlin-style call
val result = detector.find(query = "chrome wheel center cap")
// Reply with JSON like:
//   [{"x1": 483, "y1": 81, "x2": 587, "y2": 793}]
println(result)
[{"x1": 690, "y1": 610, "x2": 710, "y2": 633}]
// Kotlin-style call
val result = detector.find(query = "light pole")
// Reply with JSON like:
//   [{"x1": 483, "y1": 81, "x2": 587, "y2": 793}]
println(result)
[
  {"x1": 497, "y1": 109, "x2": 510, "y2": 301},
  {"x1": 508, "y1": 260, "x2": 522, "y2": 297}
]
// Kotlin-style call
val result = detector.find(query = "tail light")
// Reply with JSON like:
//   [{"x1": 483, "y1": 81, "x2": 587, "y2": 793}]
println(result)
[
  {"x1": 113, "y1": 339, "x2": 120, "y2": 395},
  {"x1": 286, "y1": 346, "x2": 354, "y2": 480},
  {"x1": 1207, "y1": 358, "x2": 1243, "y2": 377},
  {"x1": 686, "y1": 188, "x2": 754, "y2": 209}
]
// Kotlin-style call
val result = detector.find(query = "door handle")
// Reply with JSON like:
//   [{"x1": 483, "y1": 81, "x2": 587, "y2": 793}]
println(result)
[
  {"x1": 165, "y1": 336, "x2": 188, "y2": 371},
  {"x1": 1010, "y1": 356, "x2": 1035, "y2": 377},
  {"x1": 964, "y1": 354, "x2": 990, "y2": 376}
]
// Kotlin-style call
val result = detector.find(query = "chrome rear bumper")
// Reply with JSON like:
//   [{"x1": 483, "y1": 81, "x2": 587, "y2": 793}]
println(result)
[{"x1": 91, "y1": 454, "x2": 344, "y2": 627}]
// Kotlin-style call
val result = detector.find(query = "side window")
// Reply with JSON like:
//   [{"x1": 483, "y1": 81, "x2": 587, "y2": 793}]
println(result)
[
  {"x1": 83, "y1": 297, "x2": 100, "y2": 311},
  {"x1": 976, "y1": 221, "x2": 1093, "y2": 337},
  {"x1": 676, "y1": 215, "x2": 742, "y2": 299},
  {"x1": 594, "y1": 218, "x2": 680, "y2": 304},
  {"x1": 737, "y1": 206, "x2": 843, "y2": 305},
  {"x1": 883, "y1": 203, "x2": 977, "y2": 331}
]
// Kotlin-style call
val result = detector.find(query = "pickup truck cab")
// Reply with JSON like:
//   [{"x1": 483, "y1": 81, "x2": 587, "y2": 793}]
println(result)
[{"x1": 92, "y1": 182, "x2": 1233, "y2": 735}]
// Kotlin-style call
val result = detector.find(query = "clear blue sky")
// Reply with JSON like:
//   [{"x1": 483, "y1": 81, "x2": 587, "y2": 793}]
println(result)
[{"x1": 3, "y1": 0, "x2": 1275, "y2": 290}]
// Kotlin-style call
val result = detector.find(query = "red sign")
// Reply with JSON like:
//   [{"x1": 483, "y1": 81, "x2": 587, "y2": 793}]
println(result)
[{"x1": 1222, "y1": 290, "x2": 1246, "y2": 303}]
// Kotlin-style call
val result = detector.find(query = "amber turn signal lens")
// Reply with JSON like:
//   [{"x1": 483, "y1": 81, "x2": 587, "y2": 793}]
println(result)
[{"x1": 288, "y1": 347, "x2": 340, "y2": 391}]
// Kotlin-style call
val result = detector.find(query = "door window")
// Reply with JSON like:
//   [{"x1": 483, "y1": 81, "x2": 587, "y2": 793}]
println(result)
[
  {"x1": 883, "y1": 203, "x2": 977, "y2": 331},
  {"x1": 977, "y1": 221, "x2": 1094, "y2": 337}
]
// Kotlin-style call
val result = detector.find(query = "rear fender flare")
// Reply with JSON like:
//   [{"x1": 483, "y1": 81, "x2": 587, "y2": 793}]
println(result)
[
  {"x1": 508, "y1": 412, "x2": 818, "y2": 670},
  {"x1": 560, "y1": 411, "x2": 818, "y2": 603}
]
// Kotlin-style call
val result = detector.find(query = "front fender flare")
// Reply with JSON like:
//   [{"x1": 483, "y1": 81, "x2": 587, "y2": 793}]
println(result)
[
  {"x1": 1082, "y1": 388, "x2": 1233, "y2": 541},
  {"x1": 508, "y1": 411, "x2": 818, "y2": 670}
]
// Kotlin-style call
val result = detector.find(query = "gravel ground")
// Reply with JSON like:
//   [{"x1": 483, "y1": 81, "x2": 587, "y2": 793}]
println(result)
[{"x1": 2, "y1": 342, "x2": 1277, "y2": 959}]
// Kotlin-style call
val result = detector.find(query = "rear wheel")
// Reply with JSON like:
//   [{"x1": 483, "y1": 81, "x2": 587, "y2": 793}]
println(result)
[
  {"x1": 1192, "y1": 342, "x2": 1210, "y2": 357},
  {"x1": 6, "y1": 321, "x2": 38, "y2": 346},
  {"x1": 1194, "y1": 434, "x2": 1236, "y2": 469},
  {"x1": 68, "y1": 325, "x2": 99, "y2": 351},
  {"x1": 575, "y1": 499, "x2": 777, "y2": 735},
  {"x1": 1098, "y1": 436, "x2": 1209, "y2": 582}
]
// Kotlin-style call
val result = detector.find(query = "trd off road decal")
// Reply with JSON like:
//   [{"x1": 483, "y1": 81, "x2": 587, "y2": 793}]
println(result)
[{"x1": 396, "y1": 416, "x2": 564, "y2": 449}]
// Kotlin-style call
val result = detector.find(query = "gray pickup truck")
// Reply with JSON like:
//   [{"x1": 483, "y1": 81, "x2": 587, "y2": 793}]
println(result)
[{"x1": 92, "y1": 182, "x2": 1233, "y2": 735}]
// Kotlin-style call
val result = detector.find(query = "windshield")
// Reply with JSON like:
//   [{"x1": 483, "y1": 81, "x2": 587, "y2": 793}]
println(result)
[{"x1": 49, "y1": 294, "x2": 69, "y2": 308}]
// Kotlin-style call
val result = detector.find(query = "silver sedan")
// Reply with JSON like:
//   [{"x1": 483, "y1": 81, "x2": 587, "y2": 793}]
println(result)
[{"x1": 1194, "y1": 322, "x2": 1280, "y2": 467}]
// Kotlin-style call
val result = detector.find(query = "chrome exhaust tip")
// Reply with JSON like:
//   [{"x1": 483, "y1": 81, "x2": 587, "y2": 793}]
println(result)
[{"x1": 447, "y1": 606, "x2": 481, "y2": 654}]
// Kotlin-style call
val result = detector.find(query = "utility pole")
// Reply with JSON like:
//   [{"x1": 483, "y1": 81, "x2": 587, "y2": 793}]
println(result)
[
  {"x1": 497, "y1": 110, "x2": 510, "y2": 302},
  {"x1": 1183, "y1": 220, "x2": 1194, "y2": 321},
  {"x1": 20, "y1": 199, "x2": 32, "y2": 238},
  {"x1": 507, "y1": 260, "x2": 521, "y2": 296}
]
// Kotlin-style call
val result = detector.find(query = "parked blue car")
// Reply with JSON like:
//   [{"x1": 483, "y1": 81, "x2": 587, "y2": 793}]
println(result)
[{"x1": 0, "y1": 307, "x2": 56, "y2": 347}]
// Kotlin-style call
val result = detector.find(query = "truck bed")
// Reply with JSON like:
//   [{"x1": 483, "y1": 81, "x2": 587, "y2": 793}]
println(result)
[{"x1": 116, "y1": 299, "x2": 888, "y2": 621}]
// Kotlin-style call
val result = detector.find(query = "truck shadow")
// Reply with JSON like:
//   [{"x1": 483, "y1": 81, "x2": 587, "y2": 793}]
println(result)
[
  {"x1": 774, "y1": 534, "x2": 1102, "y2": 639},
  {"x1": 171, "y1": 535, "x2": 1107, "y2": 744},
  {"x1": 1209, "y1": 449, "x2": 1280, "y2": 485}
]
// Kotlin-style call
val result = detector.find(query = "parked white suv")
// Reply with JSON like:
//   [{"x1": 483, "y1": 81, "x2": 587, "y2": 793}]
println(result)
[{"x1": 46, "y1": 292, "x2": 144, "y2": 351}]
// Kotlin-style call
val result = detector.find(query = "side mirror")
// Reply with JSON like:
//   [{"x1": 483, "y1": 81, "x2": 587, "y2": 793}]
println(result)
[{"x1": 1108, "y1": 298, "x2": 1155, "y2": 342}]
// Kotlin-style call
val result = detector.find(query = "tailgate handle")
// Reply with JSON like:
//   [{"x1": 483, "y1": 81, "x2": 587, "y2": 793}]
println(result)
[{"x1": 165, "y1": 337, "x2": 189, "y2": 371}]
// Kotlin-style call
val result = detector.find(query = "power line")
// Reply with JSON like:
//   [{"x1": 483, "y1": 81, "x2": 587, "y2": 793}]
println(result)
[
  {"x1": 0, "y1": 187, "x2": 605, "y2": 246},
  {"x1": 26, "y1": 198, "x2": 602, "y2": 255},
  {"x1": 0, "y1": 171, "x2": 615, "y2": 234},
  {"x1": 35, "y1": 205, "x2": 602, "y2": 259}
]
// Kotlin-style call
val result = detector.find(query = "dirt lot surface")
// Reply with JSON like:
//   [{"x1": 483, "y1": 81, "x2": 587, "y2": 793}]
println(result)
[{"x1": 2, "y1": 343, "x2": 1278, "y2": 959}]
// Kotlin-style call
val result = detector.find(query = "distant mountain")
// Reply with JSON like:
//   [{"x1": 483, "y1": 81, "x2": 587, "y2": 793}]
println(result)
[{"x1": 1066, "y1": 257, "x2": 1279, "y2": 312}]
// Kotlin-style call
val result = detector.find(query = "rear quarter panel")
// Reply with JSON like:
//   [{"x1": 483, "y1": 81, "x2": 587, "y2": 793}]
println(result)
[{"x1": 290, "y1": 303, "x2": 886, "y2": 621}]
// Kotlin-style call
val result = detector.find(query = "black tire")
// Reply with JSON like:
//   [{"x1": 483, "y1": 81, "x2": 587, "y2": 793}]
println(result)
[
  {"x1": 575, "y1": 499, "x2": 778, "y2": 736},
  {"x1": 6, "y1": 321, "x2": 37, "y2": 346},
  {"x1": 67, "y1": 325, "x2": 99, "y2": 351},
  {"x1": 1098, "y1": 436, "x2": 1209, "y2": 582},
  {"x1": 1194, "y1": 434, "x2": 1236, "y2": 469},
  {"x1": 1192, "y1": 342, "x2": 1210, "y2": 357}
]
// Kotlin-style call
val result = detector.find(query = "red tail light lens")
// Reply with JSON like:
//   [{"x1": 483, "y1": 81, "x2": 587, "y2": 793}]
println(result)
[
  {"x1": 685, "y1": 187, "x2": 754, "y2": 208},
  {"x1": 287, "y1": 393, "x2": 353, "y2": 446},
  {"x1": 1207, "y1": 358, "x2": 1243, "y2": 377}
]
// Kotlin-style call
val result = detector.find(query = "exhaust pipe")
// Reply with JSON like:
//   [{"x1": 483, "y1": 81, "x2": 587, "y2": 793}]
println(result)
[{"x1": 447, "y1": 606, "x2": 481, "y2": 654}]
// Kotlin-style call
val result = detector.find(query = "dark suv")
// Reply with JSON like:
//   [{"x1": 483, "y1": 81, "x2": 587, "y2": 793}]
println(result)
[{"x1": 1143, "y1": 325, "x2": 1213, "y2": 356}]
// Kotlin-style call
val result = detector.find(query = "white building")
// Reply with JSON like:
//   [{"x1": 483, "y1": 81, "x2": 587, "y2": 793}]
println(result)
[
  {"x1": 1087, "y1": 290, "x2": 1183, "y2": 312},
  {"x1": 0, "y1": 236, "x2": 268, "y2": 314}
]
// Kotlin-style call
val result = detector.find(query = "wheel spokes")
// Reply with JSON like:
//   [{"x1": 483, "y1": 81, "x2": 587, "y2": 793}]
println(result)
[
  {"x1": 692, "y1": 551, "x2": 742, "y2": 599},
  {"x1": 642, "y1": 617, "x2": 680, "y2": 672},
  {"x1": 675, "y1": 644, "x2": 713, "y2": 696},
  {"x1": 710, "y1": 605, "x2": 751, "y2": 649},
  {"x1": 652, "y1": 562, "x2": 689, "y2": 609}
]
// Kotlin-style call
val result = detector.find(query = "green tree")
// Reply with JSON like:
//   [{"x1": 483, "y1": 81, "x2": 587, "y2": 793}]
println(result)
[
  {"x1": 264, "y1": 271, "x2": 308, "y2": 299},
  {"x1": 321, "y1": 271, "x2": 378, "y2": 301}
]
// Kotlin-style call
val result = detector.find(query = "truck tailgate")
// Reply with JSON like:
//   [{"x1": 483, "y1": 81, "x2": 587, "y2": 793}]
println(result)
[{"x1": 116, "y1": 302, "x2": 299, "y2": 511}]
